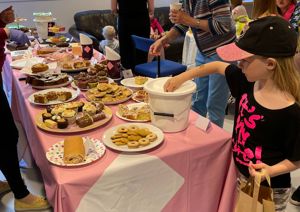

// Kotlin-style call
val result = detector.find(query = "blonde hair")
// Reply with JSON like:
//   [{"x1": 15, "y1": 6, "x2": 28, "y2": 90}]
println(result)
[
  {"x1": 102, "y1": 25, "x2": 116, "y2": 40},
  {"x1": 252, "y1": 0, "x2": 278, "y2": 19},
  {"x1": 273, "y1": 57, "x2": 300, "y2": 103}
]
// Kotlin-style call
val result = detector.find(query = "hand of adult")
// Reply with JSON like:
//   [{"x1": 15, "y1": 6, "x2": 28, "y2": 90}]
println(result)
[
  {"x1": 9, "y1": 29, "x2": 30, "y2": 46},
  {"x1": 149, "y1": 38, "x2": 165, "y2": 56},
  {"x1": 0, "y1": 6, "x2": 15, "y2": 24},
  {"x1": 169, "y1": 10, "x2": 192, "y2": 26}
]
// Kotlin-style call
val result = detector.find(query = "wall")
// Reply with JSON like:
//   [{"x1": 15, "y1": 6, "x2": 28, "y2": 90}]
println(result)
[{"x1": 0, "y1": 0, "x2": 173, "y2": 30}]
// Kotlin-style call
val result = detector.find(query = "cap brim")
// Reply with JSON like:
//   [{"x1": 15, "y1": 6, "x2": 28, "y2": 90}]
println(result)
[{"x1": 216, "y1": 42, "x2": 253, "y2": 62}]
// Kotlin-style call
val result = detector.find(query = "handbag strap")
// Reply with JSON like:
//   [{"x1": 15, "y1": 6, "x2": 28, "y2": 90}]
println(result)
[{"x1": 251, "y1": 169, "x2": 272, "y2": 212}]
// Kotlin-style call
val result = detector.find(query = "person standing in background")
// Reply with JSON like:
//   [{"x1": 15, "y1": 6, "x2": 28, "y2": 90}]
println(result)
[
  {"x1": 111, "y1": 0, "x2": 154, "y2": 71},
  {"x1": 276, "y1": 0, "x2": 300, "y2": 206},
  {"x1": 230, "y1": 0, "x2": 251, "y2": 37},
  {"x1": 0, "y1": 6, "x2": 50, "y2": 211},
  {"x1": 150, "y1": 0, "x2": 235, "y2": 127}
]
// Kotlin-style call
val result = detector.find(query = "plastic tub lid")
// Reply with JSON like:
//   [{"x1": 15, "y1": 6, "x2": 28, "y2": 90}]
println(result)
[{"x1": 144, "y1": 77, "x2": 196, "y2": 97}]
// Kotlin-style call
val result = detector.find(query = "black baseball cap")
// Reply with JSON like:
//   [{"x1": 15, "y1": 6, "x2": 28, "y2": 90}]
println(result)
[{"x1": 217, "y1": 16, "x2": 298, "y2": 61}]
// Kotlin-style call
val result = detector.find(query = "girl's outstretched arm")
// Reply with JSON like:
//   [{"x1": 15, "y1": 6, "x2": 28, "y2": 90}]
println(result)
[{"x1": 164, "y1": 61, "x2": 230, "y2": 92}]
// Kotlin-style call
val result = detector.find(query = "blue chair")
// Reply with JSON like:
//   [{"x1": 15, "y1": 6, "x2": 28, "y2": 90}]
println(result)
[{"x1": 131, "y1": 35, "x2": 187, "y2": 78}]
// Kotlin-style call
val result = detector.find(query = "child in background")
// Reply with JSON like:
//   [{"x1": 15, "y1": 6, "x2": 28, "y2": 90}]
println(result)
[
  {"x1": 149, "y1": 13, "x2": 165, "y2": 40},
  {"x1": 231, "y1": 0, "x2": 251, "y2": 37},
  {"x1": 164, "y1": 16, "x2": 300, "y2": 212},
  {"x1": 99, "y1": 25, "x2": 119, "y2": 54}
]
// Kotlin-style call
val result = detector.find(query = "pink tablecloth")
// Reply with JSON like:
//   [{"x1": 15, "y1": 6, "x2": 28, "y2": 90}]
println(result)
[{"x1": 3, "y1": 56, "x2": 237, "y2": 212}]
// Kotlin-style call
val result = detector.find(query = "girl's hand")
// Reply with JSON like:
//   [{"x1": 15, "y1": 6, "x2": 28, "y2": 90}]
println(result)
[
  {"x1": 248, "y1": 161, "x2": 272, "y2": 182},
  {"x1": 164, "y1": 76, "x2": 183, "y2": 92}
]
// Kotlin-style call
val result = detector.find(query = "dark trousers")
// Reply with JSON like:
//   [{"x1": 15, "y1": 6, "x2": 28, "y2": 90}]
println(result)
[
  {"x1": 118, "y1": 16, "x2": 150, "y2": 70},
  {"x1": 0, "y1": 83, "x2": 29, "y2": 199}
]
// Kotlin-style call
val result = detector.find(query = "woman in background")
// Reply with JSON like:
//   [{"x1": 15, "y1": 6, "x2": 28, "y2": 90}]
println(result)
[
  {"x1": 111, "y1": 0, "x2": 154, "y2": 71},
  {"x1": 0, "y1": 6, "x2": 50, "y2": 211},
  {"x1": 277, "y1": 0, "x2": 300, "y2": 32},
  {"x1": 276, "y1": 0, "x2": 300, "y2": 206}
]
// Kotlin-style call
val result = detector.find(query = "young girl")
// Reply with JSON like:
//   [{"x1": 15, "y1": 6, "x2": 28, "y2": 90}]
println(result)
[
  {"x1": 164, "y1": 16, "x2": 300, "y2": 212},
  {"x1": 149, "y1": 13, "x2": 165, "y2": 40}
]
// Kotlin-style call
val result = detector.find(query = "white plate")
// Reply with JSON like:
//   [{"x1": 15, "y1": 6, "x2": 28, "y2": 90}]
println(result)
[
  {"x1": 28, "y1": 87, "x2": 80, "y2": 106},
  {"x1": 46, "y1": 37, "x2": 70, "y2": 44},
  {"x1": 10, "y1": 50, "x2": 32, "y2": 60},
  {"x1": 71, "y1": 78, "x2": 114, "y2": 91},
  {"x1": 102, "y1": 123, "x2": 164, "y2": 152},
  {"x1": 132, "y1": 90, "x2": 149, "y2": 103},
  {"x1": 31, "y1": 75, "x2": 73, "y2": 90},
  {"x1": 115, "y1": 103, "x2": 150, "y2": 122},
  {"x1": 20, "y1": 62, "x2": 58, "y2": 75},
  {"x1": 120, "y1": 77, "x2": 152, "y2": 89},
  {"x1": 85, "y1": 87, "x2": 133, "y2": 105},
  {"x1": 46, "y1": 137, "x2": 106, "y2": 167},
  {"x1": 10, "y1": 57, "x2": 44, "y2": 69}
]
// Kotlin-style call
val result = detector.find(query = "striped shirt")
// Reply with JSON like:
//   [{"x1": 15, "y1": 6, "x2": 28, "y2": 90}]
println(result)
[{"x1": 174, "y1": 0, "x2": 236, "y2": 56}]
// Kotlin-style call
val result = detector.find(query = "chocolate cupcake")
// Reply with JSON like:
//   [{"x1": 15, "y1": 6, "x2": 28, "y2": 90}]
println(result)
[
  {"x1": 42, "y1": 112, "x2": 52, "y2": 122},
  {"x1": 57, "y1": 118, "x2": 68, "y2": 129},
  {"x1": 75, "y1": 101, "x2": 85, "y2": 112},
  {"x1": 77, "y1": 79, "x2": 89, "y2": 89}
]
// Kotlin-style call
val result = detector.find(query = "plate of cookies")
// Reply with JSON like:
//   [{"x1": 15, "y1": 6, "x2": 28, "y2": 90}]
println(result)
[
  {"x1": 35, "y1": 101, "x2": 113, "y2": 133},
  {"x1": 46, "y1": 136, "x2": 106, "y2": 167},
  {"x1": 85, "y1": 83, "x2": 133, "y2": 105},
  {"x1": 102, "y1": 123, "x2": 164, "y2": 152}
]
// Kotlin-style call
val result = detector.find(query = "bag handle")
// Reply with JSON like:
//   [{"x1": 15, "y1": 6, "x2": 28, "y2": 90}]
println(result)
[{"x1": 251, "y1": 169, "x2": 272, "y2": 212}]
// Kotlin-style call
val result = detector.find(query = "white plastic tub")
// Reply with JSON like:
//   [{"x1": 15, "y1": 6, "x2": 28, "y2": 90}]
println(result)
[{"x1": 144, "y1": 77, "x2": 196, "y2": 132}]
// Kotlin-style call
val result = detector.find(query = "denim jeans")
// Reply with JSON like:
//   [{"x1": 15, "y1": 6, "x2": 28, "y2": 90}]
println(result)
[{"x1": 192, "y1": 51, "x2": 229, "y2": 127}]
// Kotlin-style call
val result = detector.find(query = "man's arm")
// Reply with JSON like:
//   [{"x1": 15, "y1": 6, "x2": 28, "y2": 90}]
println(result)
[
  {"x1": 148, "y1": 0, "x2": 154, "y2": 17},
  {"x1": 111, "y1": 0, "x2": 118, "y2": 14}
]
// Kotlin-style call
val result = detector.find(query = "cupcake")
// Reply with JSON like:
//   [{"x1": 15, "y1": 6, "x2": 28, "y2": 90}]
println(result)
[
  {"x1": 57, "y1": 118, "x2": 68, "y2": 129},
  {"x1": 82, "y1": 103, "x2": 97, "y2": 116},
  {"x1": 73, "y1": 101, "x2": 85, "y2": 112},
  {"x1": 50, "y1": 106, "x2": 65, "y2": 115},
  {"x1": 77, "y1": 79, "x2": 89, "y2": 89},
  {"x1": 42, "y1": 112, "x2": 52, "y2": 122},
  {"x1": 62, "y1": 109, "x2": 77, "y2": 125}
]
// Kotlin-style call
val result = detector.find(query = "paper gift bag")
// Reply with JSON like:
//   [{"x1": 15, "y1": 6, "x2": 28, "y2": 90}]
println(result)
[
  {"x1": 105, "y1": 46, "x2": 121, "y2": 79},
  {"x1": 235, "y1": 171, "x2": 275, "y2": 212}
]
